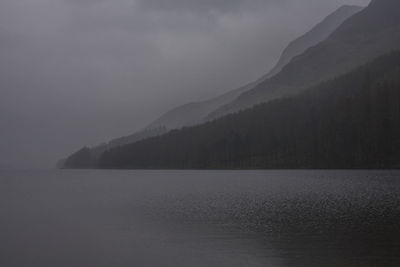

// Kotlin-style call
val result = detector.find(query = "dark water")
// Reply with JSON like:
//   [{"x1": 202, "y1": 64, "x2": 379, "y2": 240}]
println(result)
[{"x1": 1, "y1": 170, "x2": 400, "y2": 267}]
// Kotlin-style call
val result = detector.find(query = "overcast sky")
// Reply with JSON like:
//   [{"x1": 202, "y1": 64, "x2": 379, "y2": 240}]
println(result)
[{"x1": 0, "y1": 0, "x2": 370, "y2": 168}]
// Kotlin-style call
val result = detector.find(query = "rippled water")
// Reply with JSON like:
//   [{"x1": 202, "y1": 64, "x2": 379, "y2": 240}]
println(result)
[{"x1": 1, "y1": 170, "x2": 400, "y2": 266}]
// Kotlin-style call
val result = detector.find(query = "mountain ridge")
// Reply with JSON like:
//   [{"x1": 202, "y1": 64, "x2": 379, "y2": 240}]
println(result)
[
  {"x1": 208, "y1": 0, "x2": 400, "y2": 120},
  {"x1": 262, "y1": 5, "x2": 363, "y2": 80},
  {"x1": 99, "y1": 51, "x2": 400, "y2": 169},
  {"x1": 61, "y1": 4, "x2": 367, "y2": 168},
  {"x1": 148, "y1": 5, "x2": 363, "y2": 129}
]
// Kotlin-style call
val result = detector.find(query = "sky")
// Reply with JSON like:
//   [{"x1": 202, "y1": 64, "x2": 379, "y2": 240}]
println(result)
[{"x1": 0, "y1": 0, "x2": 370, "y2": 168}]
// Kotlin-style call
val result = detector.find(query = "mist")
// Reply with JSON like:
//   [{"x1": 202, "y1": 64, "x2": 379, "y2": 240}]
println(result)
[{"x1": 0, "y1": 0, "x2": 369, "y2": 168}]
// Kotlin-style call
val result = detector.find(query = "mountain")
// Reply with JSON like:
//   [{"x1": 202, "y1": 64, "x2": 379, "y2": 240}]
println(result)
[
  {"x1": 262, "y1": 5, "x2": 363, "y2": 80},
  {"x1": 208, "y1": 0, "x2": 400, "y2": 120},
  {"x1": 63, "y1": 76, "x2": 253, "y2": 169},
  {"x1": 147, "y1": 5, "x2": 362, "y2": 130},
  {"x1": 146, "y1": 83, "x2": 255, "y2": 130},
  {"x1": 61, "y1": 5, "x2": 363, "y2": 168},
  {"x1": 98, "y1": 51, "x2": 400, "y2": 169}
]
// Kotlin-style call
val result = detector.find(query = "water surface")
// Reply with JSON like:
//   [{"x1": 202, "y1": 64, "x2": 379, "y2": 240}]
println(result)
[{"x1": 1, "y1": 170, "x2": 400, "y2": 266}]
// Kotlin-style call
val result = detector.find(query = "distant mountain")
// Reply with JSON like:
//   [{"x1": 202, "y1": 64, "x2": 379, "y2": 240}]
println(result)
[
  {"x1": 146, "y1": 83, "x2": 255, "y2": 130},
  {"x1": 63, "y1": 76, "x2": 255, "y2": 169},
  {"x1": 98, "y1": 51, "x2": 400, "y2": 169},
  {"x1": 147, "y1": 5, "x2": 362, "y2": 130},
  {"x1": 262, "y1": 5, "x2": 363, "y2": 80},
  {"x1": 208, "y1": 0, "x2": 400, "y2": 119},
  {"x1": 61, "y1": 5, "x2": 364, "y2": 168}
]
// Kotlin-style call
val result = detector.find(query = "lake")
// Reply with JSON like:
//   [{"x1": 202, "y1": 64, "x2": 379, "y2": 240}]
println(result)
[{"x1": 1, "y1": 170, "x2": 400, "y2": 266}]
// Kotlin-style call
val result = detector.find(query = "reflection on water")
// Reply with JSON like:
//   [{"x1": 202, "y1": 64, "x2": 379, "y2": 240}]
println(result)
[{"x1": 1, "y1": 170, "x2": 400, "y2": 266}]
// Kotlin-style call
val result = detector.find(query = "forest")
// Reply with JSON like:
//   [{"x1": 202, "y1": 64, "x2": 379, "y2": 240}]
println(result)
[{"x1": 95, "y1": 51, "x2": 400, "y2": 169}]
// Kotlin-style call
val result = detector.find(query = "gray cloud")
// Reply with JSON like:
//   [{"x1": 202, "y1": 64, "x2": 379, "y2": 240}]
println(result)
[
  {"x1": 136, "y1": 0, "x2": 274, "y2": 13},
  {"x1": 0, "y1": 0, "x2": 370, "y2": 168}
]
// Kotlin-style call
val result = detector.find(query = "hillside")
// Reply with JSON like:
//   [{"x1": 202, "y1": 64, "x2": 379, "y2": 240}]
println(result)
[
  {"x1": 147, "y1": 5, "x2": 362, "y2": 130},
  {"x1": 208, "y1": 0, "x2": 400, "y2": 120},
  {"x1": 61, "y1": 5, "x2": 359, "y2": 168},
  {"x1": 61, "y1": 5, "x2": 361, "y2": 169},
  {"x1": 262, "y1": 5, "x2": 362, "y2": 80},
  {"x1": 146, "y1": 83, "x2": 254, "y2": 130},
  {"x1": 98, "y1": 51, "x2": 400, "y2": 169}
]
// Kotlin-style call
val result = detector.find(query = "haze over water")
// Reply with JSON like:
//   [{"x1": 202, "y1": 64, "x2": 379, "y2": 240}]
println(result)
[{"x1": 1, "y1": 170, "x2": 400, "y2": 266}]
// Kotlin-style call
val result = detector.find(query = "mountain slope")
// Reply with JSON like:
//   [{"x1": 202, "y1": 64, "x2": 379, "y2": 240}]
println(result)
[
  {"x1": 61, "y1": 5, "x2": 363, "y2": 168},
  {"x1": 209, "y1": 0, "x2": 400, "y2": 120},
  {"x1": 61, "y1": 84, "x2": 253, "y2": 168},
  {"x1": 146, "y1": 83, "x2": 255, "y2": 130},
  {"x1": 263, "y1": 5, "x2": 363, "y2": 80},
  {"x1": 147, "y1": 5, "x2": 362, "y2": 130},
  {"x1": 99, "y1": 51, "x2": 400, "y2": 169}
]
